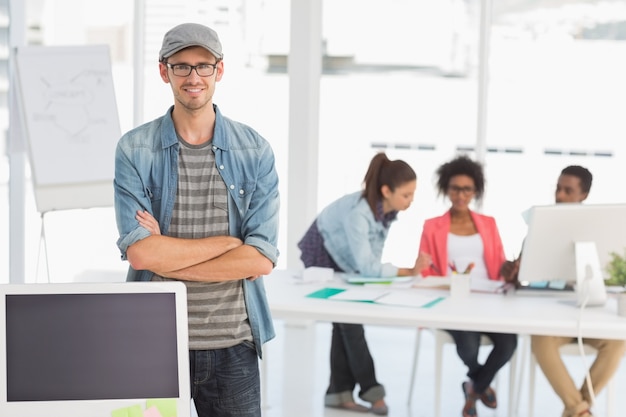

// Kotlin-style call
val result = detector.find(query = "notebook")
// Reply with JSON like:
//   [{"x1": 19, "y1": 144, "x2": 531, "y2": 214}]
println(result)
[{"x1": 339, "y1": 273, "x2": 414, "y2": 285}]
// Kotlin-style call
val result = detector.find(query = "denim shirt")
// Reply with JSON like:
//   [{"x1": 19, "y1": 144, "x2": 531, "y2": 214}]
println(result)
[
  {"x1": 316, "y1": 192, "x2": 398, "y2": 277},
  {"x1": 113, "y1": 104, "x2": 279, "y2": 356}
]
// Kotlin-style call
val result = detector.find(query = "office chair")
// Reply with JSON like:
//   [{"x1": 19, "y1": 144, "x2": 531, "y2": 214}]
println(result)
[{"x1": 408, "y1": 328, "x2": 519, "y2": 417}]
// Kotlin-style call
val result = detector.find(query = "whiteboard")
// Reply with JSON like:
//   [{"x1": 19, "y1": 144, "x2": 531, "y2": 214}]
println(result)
[{"x1": 15, "y1": 45, "x2": 121, "y2": 212}]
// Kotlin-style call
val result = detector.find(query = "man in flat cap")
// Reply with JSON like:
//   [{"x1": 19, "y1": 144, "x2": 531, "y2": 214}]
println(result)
[{"x1": 114, "y1": 22, "x2": 280, "y2": 417}]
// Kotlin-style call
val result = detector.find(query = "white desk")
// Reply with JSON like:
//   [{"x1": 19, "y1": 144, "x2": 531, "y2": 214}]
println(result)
[{"x1": 264, "y1": 269, "x2": 626, "y2": 417}]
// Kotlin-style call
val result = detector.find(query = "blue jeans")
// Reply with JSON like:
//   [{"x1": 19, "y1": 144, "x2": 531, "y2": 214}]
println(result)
[
  {"x1": 190, "y1": 342, "x2": 260, "y2": 417},
  {"x1": 446, "y1": 330, "x2": 517, "y2": 394}
]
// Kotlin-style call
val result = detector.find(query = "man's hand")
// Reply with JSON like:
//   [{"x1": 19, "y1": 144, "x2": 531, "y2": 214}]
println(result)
[
  {"x1": 136, "y1": 210, "x2": 161, "y2": 235},
  {"x1": 500, "y1": 258, "x2": 521, "y2": 287}
]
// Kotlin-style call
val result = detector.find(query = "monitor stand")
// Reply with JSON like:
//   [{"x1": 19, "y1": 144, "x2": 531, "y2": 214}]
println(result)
[{"x1": 575, "y1": 241, "x2": 607, "y2": 307}]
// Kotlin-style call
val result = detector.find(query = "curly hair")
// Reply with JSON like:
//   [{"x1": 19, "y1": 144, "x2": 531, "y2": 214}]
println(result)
[
  {"x1": 435, "y1": 154, "x2": 485, "y2": 201},
  {"x1": 362, "y1": 152, "x2": 416, "y2": 215}
]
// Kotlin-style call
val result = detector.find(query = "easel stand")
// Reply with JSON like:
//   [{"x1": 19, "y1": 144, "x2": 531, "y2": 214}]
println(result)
[{"x1": 36, "y1": 211, "x2": 50, "y2": 283}]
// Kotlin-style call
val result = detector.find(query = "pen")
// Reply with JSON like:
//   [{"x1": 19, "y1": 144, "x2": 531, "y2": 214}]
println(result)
[
  {"x1": 449, "y1": 262, "x2": 457, "y2": 273},
  {"x1": 430, "y1": 263, "x2": 442, "y2": 275},
  {"x1": 498, "y1": 282, "x2": 516, "y2": 295},
  {"x1": 463, "y1": 262, "x2": 475, "y2": 275}
]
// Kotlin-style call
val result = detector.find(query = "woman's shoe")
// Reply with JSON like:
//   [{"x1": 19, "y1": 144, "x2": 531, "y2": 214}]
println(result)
[
  {"x1": 325, "y1": 402, "x2": 369, "y2": 413},
  {"x1": 371, "y1": 405, "x2": 389, "y2": 415},
  {"x1": 462, "y1": 381, "x2": 478, "y2": 417},
  {"x1": 370, "y1": 403, "x2": 389, "y2": 416},
  {"x1": 479, "y1": 386, "x2": 497, "y2": 408}
]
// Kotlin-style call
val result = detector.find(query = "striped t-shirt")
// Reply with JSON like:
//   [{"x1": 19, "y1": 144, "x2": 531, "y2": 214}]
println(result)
[{"x1": 152, "y1": 137, "x2": 252, "y2": 350}]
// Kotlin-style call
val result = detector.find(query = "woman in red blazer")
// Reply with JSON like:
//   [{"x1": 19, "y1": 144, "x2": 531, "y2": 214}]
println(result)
[{"x1": 418, "y1": 155, "x2": 517, "y2": 417}]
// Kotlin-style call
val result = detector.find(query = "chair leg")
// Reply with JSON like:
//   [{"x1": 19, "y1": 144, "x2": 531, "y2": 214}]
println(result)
[
  {"x1": 507, "y1": 346, "x2": 518, "y2": 417},
  {"x1": 434, "y1": 331, "x2": 444, "y2": 417},
  {"x1": 513, "y1": 334, "x2": 529, "y2": 417},
  {"x1": 606, "y1": 379, "x2": 614, "y2": 417},
  {"x1": 528, "y1": 353, "x2": 537, "y2": 417},
  {"x1": 426, "y1": 331, "x2": 522, "y2": 417},
  {"x1": 407, "y1": 328, "x2": 422, "y2": 406}
]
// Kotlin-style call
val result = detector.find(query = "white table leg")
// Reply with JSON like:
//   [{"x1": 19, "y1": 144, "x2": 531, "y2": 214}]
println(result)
[{"x1": 282, "y1": 319, "x2": 316, "y2": 417}]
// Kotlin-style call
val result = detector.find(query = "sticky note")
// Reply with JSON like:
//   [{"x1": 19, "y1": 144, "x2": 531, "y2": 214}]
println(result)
[
  {"x1": 111, "y1": 404, "x2": 143, "y2": 417},
  {"x1": 143, "y1": 406, "x2": 164, "y2": 417},
  {"x1": 146, "y1": 399, "x2": 178, "y2": 417}
]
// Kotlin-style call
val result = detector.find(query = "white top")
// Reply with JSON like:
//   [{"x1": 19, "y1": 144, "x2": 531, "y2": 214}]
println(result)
[{"x1": 447, "y1": 233, "x2": 489, "y2": 280}]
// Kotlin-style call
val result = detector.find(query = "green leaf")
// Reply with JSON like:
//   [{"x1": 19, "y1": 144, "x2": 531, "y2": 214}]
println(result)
[{"x1": 605, "y1": 250, "x2": 626, "y2": 286}]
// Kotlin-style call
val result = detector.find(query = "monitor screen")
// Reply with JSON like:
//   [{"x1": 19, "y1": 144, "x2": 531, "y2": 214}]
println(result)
[
  {"x1": 0, "y1": 281, "x2": 190, "y2": 417},
  {"x1": 518, "y1": 203, "x2": 626, "y2": 303}
]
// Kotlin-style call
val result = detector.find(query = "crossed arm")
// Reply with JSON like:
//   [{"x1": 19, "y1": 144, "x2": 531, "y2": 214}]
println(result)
[{"x1": 127, "y1": 210, "x2": 273, "y2": 282}]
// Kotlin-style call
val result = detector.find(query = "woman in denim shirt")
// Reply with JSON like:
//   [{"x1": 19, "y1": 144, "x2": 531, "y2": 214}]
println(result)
[{"x1": 298, "y1": 152, "x2": 429, "y2": 415}]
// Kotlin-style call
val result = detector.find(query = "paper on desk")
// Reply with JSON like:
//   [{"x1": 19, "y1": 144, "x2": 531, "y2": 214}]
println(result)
[
  {"x1": 328, "y1": 287, "x2": 390, "y2": 302},
  {"x1": 306, "y1": 287, "x2": 444, "y2": 308},
  {"x1": 306, "y1": 287, "x2": 346, "y2": 299},
  {"x1": 412, "y1": 276, "x2": 450, "y2": 289},
  {"x1": 413, "y1": 276, "x2": 502, "y2": 294},
  {"x1": 376, "y1": 291, "x2": 445, "y2": 308},
  {"x1": 339, "y1": 273, "x2": 414, "y2": 285}
]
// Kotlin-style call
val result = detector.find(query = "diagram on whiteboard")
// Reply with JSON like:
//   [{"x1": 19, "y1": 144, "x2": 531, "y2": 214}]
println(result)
[
  {"x1": 38, "y1": 70, "x2": 108, "y2": 138},
  {"x1": 16, "y1": 45, "x2": 121, "y2": 187}
]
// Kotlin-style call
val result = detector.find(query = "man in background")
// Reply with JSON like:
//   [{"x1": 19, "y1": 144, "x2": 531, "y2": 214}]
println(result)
[{"x1": 502, "y1": 165, "x2": 625, "y2": 417}]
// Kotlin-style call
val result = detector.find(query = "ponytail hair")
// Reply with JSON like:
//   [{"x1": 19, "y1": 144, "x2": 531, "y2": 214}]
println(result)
[{"x1": 362, "y1": 152, "x2": 416, "y2": 214}]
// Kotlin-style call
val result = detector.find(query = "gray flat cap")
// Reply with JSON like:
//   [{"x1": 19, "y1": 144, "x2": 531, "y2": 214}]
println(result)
[{"x1": 159, "y1": 23, "x2": 223, "y2": 61}]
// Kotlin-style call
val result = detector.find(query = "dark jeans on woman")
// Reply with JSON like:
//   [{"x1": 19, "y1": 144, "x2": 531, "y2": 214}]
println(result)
[
  {"x1": 325, "y1": 323, "x2": 386, "y2": 405},
  {"x1": 190, "y1": 341, "x2": 261, "y2": 417},
  {"x1": 446, "y1": 330, "x2": 517, "y2": 394},
  {"x1": 298, "y1": 220, "x2": 385, "y2": 405}
]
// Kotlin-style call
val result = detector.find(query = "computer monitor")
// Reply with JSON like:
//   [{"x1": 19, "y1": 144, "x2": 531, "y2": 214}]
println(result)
[
  {"x1": 518, "y1": 203, "x2": 626, "y2": 306},
  {"x1": 0, "y1": 281, "x2": 190, "y2": 417}
]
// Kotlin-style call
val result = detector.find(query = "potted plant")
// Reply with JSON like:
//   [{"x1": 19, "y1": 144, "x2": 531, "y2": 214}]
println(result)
[{"x1": 605, "y1": 250, "x2": 626, "y2": 316}]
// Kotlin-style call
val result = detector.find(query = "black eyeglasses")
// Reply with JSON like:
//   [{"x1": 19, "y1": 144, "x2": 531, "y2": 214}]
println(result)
[
  {"x1": 166, "y1": 62, "x2": 219, "y2": 77},
  {"x1": 448, "y1": 185, "x2": 476, "y2": 195}
]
